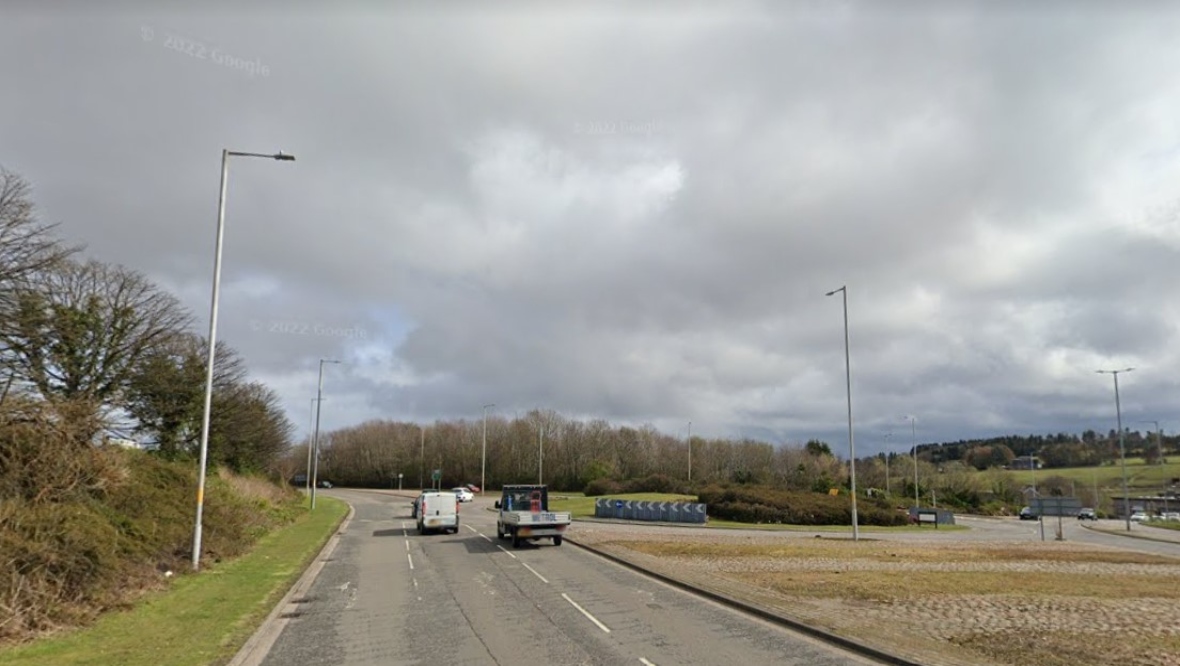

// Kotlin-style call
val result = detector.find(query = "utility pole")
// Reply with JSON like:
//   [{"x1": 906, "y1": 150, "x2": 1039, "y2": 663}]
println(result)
[
  {"x1": 419, "y1": 425, "x2": 425, "y2": 490},
  {"x1": 687, "y1": 421, "x2": 693, "y2": 483}
]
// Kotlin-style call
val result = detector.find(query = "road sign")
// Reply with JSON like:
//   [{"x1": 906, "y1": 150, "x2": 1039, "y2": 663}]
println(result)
[{"x1": 1032, "y1": 496, "x2": 1081, "y2": 517}]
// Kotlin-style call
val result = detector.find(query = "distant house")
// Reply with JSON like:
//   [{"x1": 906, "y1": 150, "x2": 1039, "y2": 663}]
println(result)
[{"x1": 1009, "y1": 456, "x2": 1041, "y2": 470}]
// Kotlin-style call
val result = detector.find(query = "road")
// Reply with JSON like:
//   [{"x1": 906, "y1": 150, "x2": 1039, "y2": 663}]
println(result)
[{"x1": 252, "y1": 489, "x2": 883, "y2": 666}]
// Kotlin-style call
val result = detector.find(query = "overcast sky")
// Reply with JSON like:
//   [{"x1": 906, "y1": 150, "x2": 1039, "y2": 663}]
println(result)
[{"x1": 4, "y1": 1, "x2": 1180, "y2": 455}]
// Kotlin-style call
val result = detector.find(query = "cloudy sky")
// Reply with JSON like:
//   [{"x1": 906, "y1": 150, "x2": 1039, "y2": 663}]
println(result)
[{"x1": 4, "y1": 1, "x2": 1180, "y2": 455}]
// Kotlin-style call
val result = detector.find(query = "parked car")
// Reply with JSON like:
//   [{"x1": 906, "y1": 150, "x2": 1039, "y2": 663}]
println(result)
[
  {"x1": 452, "y1": 487, "x2": 474, "y2": 502},
  {"x1": 464, "y1": 483, "x2": 481, "y2": 493},
  {"x1": 1077, "y1": 508, "x2": 1097, "y2": 521},
  {"x1": 1162, "y1": 512, "x2": 1180, "y2": 521},
  {"x1": 317, "y1": 480, "x2": 333, "y2": 489},
  {"x1": 1019, "y1": 506, "x2": 1038, "y2": 520},
  {"x1": 1130, "y1": 511, "x2": 1149, "y2": 523}
]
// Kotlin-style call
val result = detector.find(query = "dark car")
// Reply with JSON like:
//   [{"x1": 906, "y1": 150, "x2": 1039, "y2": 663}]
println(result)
[
  {"x1": 1077, "y1": 508, "x2": 1097, "y2": 521},
  {"x1": 1018, "y1": 506, "x2": 1038, "y2": 520}
]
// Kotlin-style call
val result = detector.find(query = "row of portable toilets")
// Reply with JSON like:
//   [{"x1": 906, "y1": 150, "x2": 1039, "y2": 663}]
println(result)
[{"x1": 593, "y1": 498, "x2": 708, "y2": 524}]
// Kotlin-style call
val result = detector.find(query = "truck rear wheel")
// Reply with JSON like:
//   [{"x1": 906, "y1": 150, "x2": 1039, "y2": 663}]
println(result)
[
  {"x1": 553, "y1": 536, "x2": 563, "y2": 546},
  {"x1": 511, "y1": 533, "x2": 521, "y2": 548}
]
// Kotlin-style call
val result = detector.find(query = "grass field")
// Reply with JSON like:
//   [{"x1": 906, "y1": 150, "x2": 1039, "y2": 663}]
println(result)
[
  {"x1": 0, "y1": 497, "x2": 349, "y2": 666},
  {"x1": 1007, "y1": 457, "x2": 1180, "y2": 493}
]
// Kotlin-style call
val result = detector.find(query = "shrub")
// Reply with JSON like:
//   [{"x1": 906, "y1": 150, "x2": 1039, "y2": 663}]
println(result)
[
  {"x1": 583, "y1": 478, "x2": 622, "y2": 497},
  {"x1": 697, "y1": 484, "x2": 908, "y2": 527}
]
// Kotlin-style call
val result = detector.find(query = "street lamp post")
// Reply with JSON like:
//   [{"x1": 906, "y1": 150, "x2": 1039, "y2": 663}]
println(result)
[
  {"x1": 884, "y1": 432, "x2": 892, "y2": 496},
  {"x1": 1098, "y1": 368, "x2": 1134, "y2": 531},
  {"x1": 305, "y1": 398, "x2": 316, "y2": 496},
  {"x1": 826, "y1": 285, "x2": 858, "y2": 541},
  {"x1": 481, "y1": 403, "x2": 495, "y2": 495},
  {"x1": 310, "y1": 359, "x2": 341, "y2": 510},
  {"x1": 687, "y1": 421, "x2": 693, "y2": 484},
  {"x1": 192, "y1": 149, "x2": 294, "y2": 572}
]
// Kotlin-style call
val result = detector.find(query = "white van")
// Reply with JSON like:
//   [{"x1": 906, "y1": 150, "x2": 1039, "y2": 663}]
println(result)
[{"x1": 417, "y1": 491, "x2": 459, "y2": 535}]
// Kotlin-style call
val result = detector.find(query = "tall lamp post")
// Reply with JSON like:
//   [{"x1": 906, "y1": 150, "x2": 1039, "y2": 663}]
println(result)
[
  {"x1": 687, "y1": 421, "x2": 693, "y2": 484},
  {"x1": 884, "y1": 432, "x2": 892, "y2": 496},
  {"x1": 192, "y1": 149, "x2": 294, "y2": 572},
  {"x1": 309, "y1": 359, "x2": 341, "y2": 510},
  {"x1": 1097, "y1": 368, "x2": 1134, "y2": 531},
  {"x1": 305, "y1": 398, "x2": 317, "y2": 496},
  {"x1": 826, "y1": 285, "x2": 858, "y2": 541},
  {"x1": 481, "y1": 403, "x2": 495, "y2": 495}
]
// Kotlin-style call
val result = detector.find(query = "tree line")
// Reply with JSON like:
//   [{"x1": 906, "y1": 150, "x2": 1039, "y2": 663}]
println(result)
[{"x1": 0, "y1": 167, "x2": 292, "y2": 474}]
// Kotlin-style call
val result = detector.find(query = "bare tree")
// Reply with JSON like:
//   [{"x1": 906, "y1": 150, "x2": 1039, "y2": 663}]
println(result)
[
  {"x1": 0, "y1": 169, "x2": 79, "y2": 368},
  {"x1": 0, "y1": 259, "x2": 192, "y2": 419}
]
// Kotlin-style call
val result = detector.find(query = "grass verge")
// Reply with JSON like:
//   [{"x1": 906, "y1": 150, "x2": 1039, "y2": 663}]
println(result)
[{"x1": 0, "y1": 496, "x2": 348, "y2": 666}]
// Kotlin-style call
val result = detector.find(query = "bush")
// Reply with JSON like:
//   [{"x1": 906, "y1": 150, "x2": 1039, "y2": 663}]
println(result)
[
  {"x1": 621, "y1": 474, "x2": 680, "y2": 494},
  {"x1": 697, "y1": 484, "x2": 908, "y2": 527},
  {"x1": 583, "y1": 478, "x2": 622, "y2": 497},
  {"x1": 0, "y1": 399, "x2": 303, "y2": 643}
]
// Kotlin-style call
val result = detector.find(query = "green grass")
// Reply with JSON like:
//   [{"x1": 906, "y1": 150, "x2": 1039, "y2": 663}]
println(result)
[
  {"x1": 1007, "y1": 458, "x2": 1180, "y2": 492},
  {"x1": 0, "y1": 497, "x2": 349, "y2": 666}
]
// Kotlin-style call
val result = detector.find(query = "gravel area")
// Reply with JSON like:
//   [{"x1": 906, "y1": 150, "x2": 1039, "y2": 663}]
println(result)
[{"x1": 571, "y1": 524, "x2": 1180, "y2": 666}]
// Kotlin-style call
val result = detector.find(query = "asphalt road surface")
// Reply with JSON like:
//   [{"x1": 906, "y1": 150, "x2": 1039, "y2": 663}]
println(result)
[{"x1": 252, "y1": 489, "x2": 883, "y2": 666}]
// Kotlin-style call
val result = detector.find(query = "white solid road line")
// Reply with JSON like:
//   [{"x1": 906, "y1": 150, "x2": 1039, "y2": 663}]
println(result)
[
  {"x1": 496, "y1": 545, "x2": 518, "y2": 559},
  {"x1": 562, "y1": 593, "x2": 611, "y2": 633},
  {"x1": 639, "y1": 659, "x2": 657, "y2": 666},
  {"x1": 404, "y1": 540, "x2": 409, "y2": 551},
  {"x1": 521, "y1": 562, "x2": 549, "y2": 583},
  {"x1": 407, "y1": 553, "x2": 414, "y2": 570}
]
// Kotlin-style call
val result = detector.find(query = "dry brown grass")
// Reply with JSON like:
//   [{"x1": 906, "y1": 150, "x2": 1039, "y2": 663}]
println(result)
[
  {"x1": 216, "y1": 467, "x2": 297, "y2": 506},
  {"x1": 616, "y1": 538, "x2": 1180, "y2": 566},
  {"x1": 582, "y1": 530, "x2": 1180, "y2": 666}
]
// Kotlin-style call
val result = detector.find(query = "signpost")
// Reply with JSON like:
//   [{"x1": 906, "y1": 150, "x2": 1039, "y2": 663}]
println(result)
[
  {"x1": 1032, "y1": 496, "x2": 1081, "y2": 541},
  {"x1": 397, "y1": 473, "x2": 403, "y2": 491}
]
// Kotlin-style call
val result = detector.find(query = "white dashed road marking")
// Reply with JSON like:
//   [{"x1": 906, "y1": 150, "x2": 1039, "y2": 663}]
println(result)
[
  {"x1": 562, "y1": 593, "x2": 611, "y2": 633},
  {"x1": 407, "y1": 553, "x2": 414, "y2": 570},
  {"x1": 521, "y1": 562, "x2": 549, "y2": 583},
  {"x1": 496, "y1": 545, "x2": 517, "y2": 559}
]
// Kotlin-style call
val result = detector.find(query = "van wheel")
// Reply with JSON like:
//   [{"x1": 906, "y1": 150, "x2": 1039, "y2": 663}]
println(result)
[
  {"x1": 511, "y1": 533, "x2": 520, "y2": 548},
  {"x1": 497, "y1": 524, "x2": 507, "y2": 540},
  {"x1": 553, "y1": 536, "x2": 563, "y2": 546},
  {"x1": 417, "y1": 522, "x2": 424, "y2": 535}
]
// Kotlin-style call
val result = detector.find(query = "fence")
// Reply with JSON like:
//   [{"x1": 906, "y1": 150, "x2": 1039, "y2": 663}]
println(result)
[{"x1": 593, "y1": 498, "x2": 708, "y2": 524}]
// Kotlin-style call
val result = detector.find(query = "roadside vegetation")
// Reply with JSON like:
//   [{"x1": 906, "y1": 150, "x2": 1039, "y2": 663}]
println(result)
[
  {"x1": 0, "y1": 167, "x2": 307, "y2": 649},
  {"x1": 1, "y1": 496, "x2": 346, "y2": 666}
]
